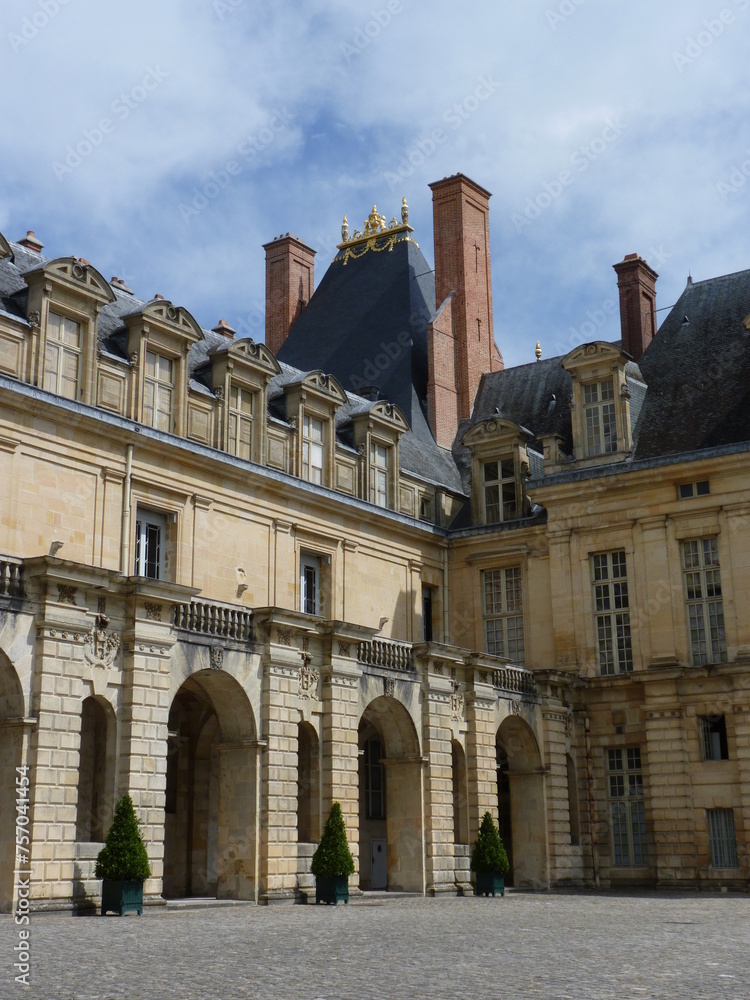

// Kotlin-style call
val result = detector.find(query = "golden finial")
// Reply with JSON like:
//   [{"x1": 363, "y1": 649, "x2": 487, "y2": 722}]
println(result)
[
  {"x1": 341, "y1": 215, "x2": 349, "y2": 243},
  {"x1": 401, "y1": 196, "x2": 408, "y2": 225},
  {"x1": 535, "y1": 340, "x2": 542, "y2": 361}
]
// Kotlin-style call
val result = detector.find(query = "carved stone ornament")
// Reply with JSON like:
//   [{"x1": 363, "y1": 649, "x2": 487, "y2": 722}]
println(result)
[
  {"x1": 57, "y1": 585, "x2": 77, "y2": 605},
  {"x1": 129, "y1": 351, "x2": 139, "y2": 366},
  {"x1": 510, "y1": 700, "x2": 521, "y2": 717},
  {"x1": 277, "y1": 628, "x2": 293, "y2": 646},
  {"x1": 337, "y1": 641, "x2": 351, "y2": 658},
  {"x1": 299, "y1": 664, "x2": 320, "y2": 700},
  {"x1": 83, "y1": 615, "x2": 120, "y2": 668},
  {"x1": 145, "y1": 602, "x2": 162, "y2": 622},
  {"x1": 450, "y1": 691, "x2": 464, "y2": 721},
  {"x1": 210, "y1": 647, "x2": 224, "y2": 670},
  {"x1": 384, "y1": 677, "x2": 395, "y2": 699},
  {"x1": 478, "y1": 670, "x2": 489, "y2": 684},
  {"x1": 434, "y1": 662, "x2": 444, "y2": 676},
  {"x1": 27, "y1": 311, "x2": 41, "y2": 327},
  {"x1": 214, "y1": 386, "x2": 224, "y2": 400}
]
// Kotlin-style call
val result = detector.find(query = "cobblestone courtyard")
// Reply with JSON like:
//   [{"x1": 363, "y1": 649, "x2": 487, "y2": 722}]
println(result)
[{"x1": 2, "y1": 891, "x2": 749, "y2": 999}]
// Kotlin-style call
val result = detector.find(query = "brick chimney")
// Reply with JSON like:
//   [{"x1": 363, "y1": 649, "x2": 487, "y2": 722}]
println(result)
[
  {"x1": 17, "y1": 231, "x2": 44, "y2": 253},
  {"x1": 612, "y1": 253, "x2": 658, "y2": 362},
  {"x1": 428, "y1": 174, "x2": 502, "y2": 446},
  {"x1": 262, "y1": 233, "x2": 315, "y2": 356}
]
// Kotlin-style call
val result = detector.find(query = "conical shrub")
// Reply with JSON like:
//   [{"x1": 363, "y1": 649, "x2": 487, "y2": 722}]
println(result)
[
  {"x1": 470, "y1": 811, "x2": 509, "y2": 874},
  {"x1": 95, "y1": 794, "x2": 151, "y2": 882},
  {"x1": 310, "y1": 801, "x2": 355, "y2": 878}
]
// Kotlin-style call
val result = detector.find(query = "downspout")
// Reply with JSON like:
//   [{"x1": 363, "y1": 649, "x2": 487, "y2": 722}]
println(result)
[
  {"x1": 420, "y1": 758, "x2": 427, "y2": 897},
  {"x1": 584, "y1": 716, "x2": 600, "y2": 888},
  {"x1": 120, "y1": 443, "x2": 133, "y2": 573},
  {"x1": 442, "y1": 543, "x2": 450, "y2": 645}
]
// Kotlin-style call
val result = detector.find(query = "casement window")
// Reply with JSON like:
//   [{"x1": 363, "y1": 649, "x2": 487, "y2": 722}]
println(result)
[
  {"x1": 300, "y1": 554, "x2": 320, "y2": 616},
  {"x1": 364, "y1": 738, "x2": 385, "y2": 820},
  {"x1": 583, "y1": 378, "x2": 617, "y2": 456},
  {"x1": 700, "y1": 715, "x2": 729, "y2": 761},
  {"x1": 228, "y1": 384, "x2": 253, "y2": 460},
  {"x1": 483, "y1": 457, "x2": 517, "y2": 522},
  {"x1": 134, "y1": 510, "x2": 166, "y2": 580},
  {"x1": 482, "y1": 567, "x2": 524, "y2": 663},
  {"x1": 678, "y1": 480, "x2": 710, "y2": 499},
  {"x1": 607, "y1": 747, "x2": 648, "y2": 866},
  {"x1": 681, "y1": 537, "x2": 727, "y2": 666},
  {"x1": 302, "y1": 415, "x2": 324, "y2": 484},
  {"x1": 591, "y1": 551, "x2": 632, "y2": 675},
  {"x1": 143, "y1": 350, "x2": 174, "y2": 432},
  {"x1": 44, "y1": 311, "x2": 81, "y2": 399},
  {"x1": 369, "y1": 442, "x2": 388, "y2": 507},
  {"x1": 707, "y1": 808, "x2": 738, "y2": 868}
]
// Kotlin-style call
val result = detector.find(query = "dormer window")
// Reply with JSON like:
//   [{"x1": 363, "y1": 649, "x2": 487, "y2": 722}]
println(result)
[
  {"x1": 483, "y1": 457, "x2": 517, "y2": 522},
  {"x1": 44, "y1": 312, "x2": 81, "y2": 399},
  {"x1": 583, "y1": 378, "x2": 617, "y2": 455},
  {"x1": 370, "y1": 442, "x2": 389, "y2": 507},
  {"x1": 228, "y1": 384, "x2": 253, "y2": 460},
  {"x1": 143, "y1": 350, "x2": 174, "y2": 432},
  {"x1": 302, "y1": 415, "x2": 325, "y2": 484}
]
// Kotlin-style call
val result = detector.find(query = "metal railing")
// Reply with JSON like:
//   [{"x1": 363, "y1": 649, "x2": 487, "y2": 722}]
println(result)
[
  {"x1": 357, "y1": 637, "x2": 415, "y2": 672},
  {"x1": 172, "y1": 600, "x2": 253, "y2": 641},
  {"x1": 0, "y1": 557, "x2": 24, "y2": 599}
]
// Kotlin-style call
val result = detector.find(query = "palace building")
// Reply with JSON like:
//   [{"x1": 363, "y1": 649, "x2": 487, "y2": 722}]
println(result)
[{"x1": 0, "y1": 173, "x2": 748, "y2": 910}]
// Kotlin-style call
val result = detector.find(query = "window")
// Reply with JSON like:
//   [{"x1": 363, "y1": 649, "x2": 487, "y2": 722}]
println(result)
[
  {"x1": 607, "y1": 747, "x2": 648, "y2": 866},
  {"x1": 483, "y1": 458, "x2": 517, "y2": 522},
  {"x1": 302, "y1": 415, "x2": 324, "y2": 484},
  {"x1": 300, "y1": 554, "x2": 320, "y2": 616},
  {"x1": 591, "y1": 551, "x2": 632, "y2": 675},
  {"x1": 369, "y1": 442, "x2": 388, "y2": 507},
  {"x1": 44, "y1": 311, "x2": 81, "y2": 399},
  {"x1": 143, "y1": 350, "x2": 174, "y2": 432},
  {"x1": 583, "y1": 378, "x2": 617, "y2": 455},
  {"x1": 422, "y1": 586, "x2": 434, "y2": 642},
  {"x1": 679, "y1": 480, "x2": 710, "y2": 499},
  {"x1": 228, "y1": 384, "x2": 253, "y2": 460},
  {"x1": 681, "y1": 537, "x2": 727, "y2": 666},
  {"x1": 483, "y1": 567, "x2": 524, "y2": 663},
  {"x1": 707, "y1": 808, "x2": 738, "y2": 868},
  {"x1": 364, "y1": 738, "x2": 385, "y2": 820},
  {"x1": 134, "y1": 510, "x2": 166, "y2": 579},
  {"x1": 700, "y1": 715, "x2": 729, "y2": 761}
]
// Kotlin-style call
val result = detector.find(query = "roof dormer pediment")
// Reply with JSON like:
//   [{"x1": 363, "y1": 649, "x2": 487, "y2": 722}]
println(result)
[
  {"x1": 25, "y1": 257, "x2": 116, "y2": 305},
  {"x1": 562, "y1": 340, "x2": 629, "y2": 373},
  {"x1": 0, "y1": 233, "x2": 11, "y2": 261},
  {"x1": 462, "y1": 416, "x2": 531, "y2": 449}
]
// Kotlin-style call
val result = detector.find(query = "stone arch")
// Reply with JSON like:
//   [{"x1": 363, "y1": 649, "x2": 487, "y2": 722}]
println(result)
[
  {"x1": 0, "y1": 650, "x2": 24, "y2": 911},
  {"x1": 76, "y1": 696, "x2": 116, "y2": 842},
  {"x1": 164, "y1": 670, "x2": 257, "y2": 900},
  {"x1": 497, "y1": 715, "x2": 547, "y2": 888},
  {"x1": 358, "y1": 697, "x2": 422, "y2": 892}
]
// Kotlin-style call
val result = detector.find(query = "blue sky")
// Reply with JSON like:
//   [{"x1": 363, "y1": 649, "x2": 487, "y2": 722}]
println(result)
[{"x1": 2, "y1": 0, "x2": 749, "y2": 369}]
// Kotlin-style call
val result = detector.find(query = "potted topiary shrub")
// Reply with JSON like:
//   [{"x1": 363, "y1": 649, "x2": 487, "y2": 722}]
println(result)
[
  {"x1": 95, "y1": 794, "x2": 151, "y2": 916},
  {"x1": 471, "y1": 811, "x2": 509, "y2": 897},
  {"x1": 311, "y1": 801, "x2": 355, "y2": 905}
]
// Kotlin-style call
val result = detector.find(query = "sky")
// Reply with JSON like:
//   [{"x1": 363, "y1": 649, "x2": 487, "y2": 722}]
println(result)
[{"x1": 2, "y1": 0, "x2": 749, "y2": 370}]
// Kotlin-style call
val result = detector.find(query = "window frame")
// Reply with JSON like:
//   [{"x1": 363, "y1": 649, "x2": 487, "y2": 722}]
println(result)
[
  {"x1": 364, "y1": 737, "x2": 386, "y2": 821},
  {"x1": 43, "y1": 310, "x2": 82, "y2": 400},
  {"x1": 590, "y1": 550, "x2": 633, "y2": 676},
  {"x1": 227, "y1": 382, "x2": 254, "y2": 460},
  {"x1": 707, "y1": 808, "x2": 738, "y2": 868},
  {"x1": 134, "y1": 509, "x2": 167, "y2": 580},
  {"x1": 583, "y1": 377, "x2": 618, "y2": 456},
  {"x1": 482, "y1": 566, "x2": 525, "y2": 663},
  {"x1": 606, "y1": 746, "x2": 648, "y2": 867},
  {"x1": 369, "y1": 440, "x2": 389, "y2": 508},
  {"x1": 699, "y1": 715, "x2": 729, "y2": 762},
  {"x1": 681, "y1": 536, "x2": 727, "y2": 667},
  {"x1": 143, "y1": 349, "x2": 175, "y2": 433},
  {"x1": 301, "y1": 413, "x2": 325, "y2": 485},
  {"x1": 300, "y1": 553, "x2": 321, "y2": 616},
  {"x1": 482, "y1": 456, "x2": 518, "y2": 523}
]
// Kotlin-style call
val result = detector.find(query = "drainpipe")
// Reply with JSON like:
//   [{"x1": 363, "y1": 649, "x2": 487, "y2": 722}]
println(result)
[
  {"x1": 584, "y1": 716, "x2": 600, "y2": 888},
  {"x1": 420, "y1": 758, "x2": 427, "y2": 897},
  {"x1": 442, "y1": 544, "x2": 450, "y2": 645},
  {"x1": 120, "y1": 443, "x2": 133, "y2": 573}
]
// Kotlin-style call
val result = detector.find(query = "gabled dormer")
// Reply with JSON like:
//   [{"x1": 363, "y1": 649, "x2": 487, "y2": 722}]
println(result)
[
  {"x1": 209, "y1": 338, "x2": 280, "y2": 464},
  {"x1": 561, "y1": 342, "x2": 633, "y2": 467},
  {"x1": 350, "y1": 399, "x2": 408, "y2": 509},
  {"x1": 24, "y1": 257, "x2": 116, "y2": 405},
  {"x1": 283, "y1": 371, "x2": 347, "y2": 488},
  {"x1": 123, "y1": 299, "x2": 204, "y2": 436},
  {"x1": 462, "y1": 417, "x2": 532, "y2": 526}
]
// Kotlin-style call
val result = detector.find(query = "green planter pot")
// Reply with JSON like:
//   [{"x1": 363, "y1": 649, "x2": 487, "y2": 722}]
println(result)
[
  {"x1": 101, "y1": 880, "x2": 144, "y2": 916},
  {"x1": 475, "y1": 871, "x2": 505, "y2": 897},
  {"x1": 315, "y1": 875, "x2": 349, "y2": 905}
]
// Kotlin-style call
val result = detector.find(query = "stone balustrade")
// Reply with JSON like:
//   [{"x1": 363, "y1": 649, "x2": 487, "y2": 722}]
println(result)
[
  {"x1": 493, "y1": 663, "x2": 536, "y2": 696},
  {"x1": 172, "y1": 600, "x2": 254, "y2": 642},
  {"x1": 357, "y1": 637, "x2": 415, "y2": 672},
  {"x1": 0, "y1": 556, "x2": 24, "y2": 599}
]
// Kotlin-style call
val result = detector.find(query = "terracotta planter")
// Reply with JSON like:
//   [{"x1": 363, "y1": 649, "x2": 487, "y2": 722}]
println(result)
[{"x1": 100, "y1": 880, "x2": 144, "y2": 916}]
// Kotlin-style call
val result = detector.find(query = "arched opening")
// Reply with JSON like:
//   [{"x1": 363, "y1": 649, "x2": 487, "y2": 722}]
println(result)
[
  {"x1": 76, "y1": 697, "x2": 116, "y2": 842},
  {"x1": 163, "y1": 670, "x2": 256, "y2": 900},
  {"x1": 358, "y1": 697, "x2": 422, "y2": 892},
  {"x1": 297, "y1": 721, "x2": 320, "y2": 844},
  {"x1": 0, "y1": 650, "x2": 25, "y2": 912},
  {"x1": 451, "y1": 740, "x2": 468, "y2": 845},
  {"x1": 567, "y1": 753, "x2": 580, "y2": 846},
  {"x1": 497, "y1": 715, "x2": 547, "y2": 888}
]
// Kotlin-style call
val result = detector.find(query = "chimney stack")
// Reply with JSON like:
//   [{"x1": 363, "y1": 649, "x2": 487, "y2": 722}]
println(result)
[
  {"x1": 262, "y1": 233, "x2": 316, "y2": 357},
  {"x1": 613, "y1": 253, "x2": 658, "y2": 362},
  {"x1": 427, "y1": 174, "x2": 502, "y2": 447},
  {"x1": 17, "y1": 231, "x2": 44, "y2": 253}
]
